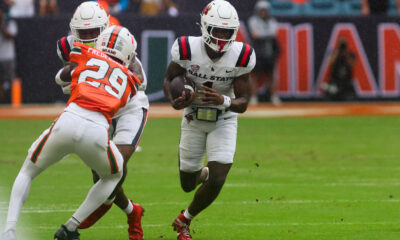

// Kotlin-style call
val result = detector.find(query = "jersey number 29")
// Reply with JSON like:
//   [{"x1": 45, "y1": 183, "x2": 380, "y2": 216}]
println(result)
[{"x1": 78, "y1": 58, "x2": 128, "y2": 99}]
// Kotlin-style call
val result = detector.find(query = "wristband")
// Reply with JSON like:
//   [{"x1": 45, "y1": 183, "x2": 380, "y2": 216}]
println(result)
[{"x1": 222, "y1": 95, "x2": 231, "y2": 108}]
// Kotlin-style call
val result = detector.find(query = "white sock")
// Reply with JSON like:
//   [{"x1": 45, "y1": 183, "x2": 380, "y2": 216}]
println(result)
[
  {"x1": 104, "y1": 196, "x2": 115, "y2": 205},
  {"x1": 72, "y1": 173, "x2": 121, "y2": 223},
  {"x1": 183, "y1": 209, "x2": 194, "y2": 220},
  {"x1": 123, "y1": 201, "x2": 133, "y2": 215},
  {"x1": 65, "y1": 217, "x2": 80, "y2": 232}
]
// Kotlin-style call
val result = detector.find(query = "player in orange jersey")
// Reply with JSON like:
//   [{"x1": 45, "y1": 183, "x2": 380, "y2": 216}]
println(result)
[
  {"x1": 56, "y1": 2, "x2": 148, "y2": 240},
  {"x1": 0, "y1": 26, "x2": 140, "y2": 240}
]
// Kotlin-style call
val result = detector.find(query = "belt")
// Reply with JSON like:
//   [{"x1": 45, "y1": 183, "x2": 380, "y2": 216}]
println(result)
[{"x1": 191, "y1": 106, "x2": 230, "y2": 115}]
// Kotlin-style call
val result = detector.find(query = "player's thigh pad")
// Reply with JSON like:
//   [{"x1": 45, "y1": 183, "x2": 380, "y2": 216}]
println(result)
[
  {"x1": 179, "y1": 119, "x2": 207, "y2": 172},
  {"x1": 76, "y1": 123, "x2": 123, "y2": 178},
  {"x1": 27, "y1": 113, "x2": 75, "y2": 170},
  {"x1": 206, "y1": 117, "x2": 238, "y2": 164},
  {"x1": 112, "y1": 108, "x2": 147, "y2": 148}
]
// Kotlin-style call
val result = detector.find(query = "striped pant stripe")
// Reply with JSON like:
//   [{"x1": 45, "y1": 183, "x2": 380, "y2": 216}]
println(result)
[
  {"x1": 30, "y1": 118, "x2": 58, "y2": 164},
  {"x1": 107, "y1": 145, "x2": 119, "y2": 174},
  {"x1": 131, "y1": 108, "x2": 148, "y2": 150}
]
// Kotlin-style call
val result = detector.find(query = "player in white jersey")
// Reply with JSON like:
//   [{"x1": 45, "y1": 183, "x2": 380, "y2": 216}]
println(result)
[
  {"x1": 55, "y1": 2, "x2": 148, "y2": 240},
  {"x1": 163, "y1": 1, "x2": 255, "y2": 239}
]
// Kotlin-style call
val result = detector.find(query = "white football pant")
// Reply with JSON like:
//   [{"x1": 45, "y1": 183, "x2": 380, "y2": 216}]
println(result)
[{"x1": 2, "y1": 111, "x2": 123, "y2": 234}]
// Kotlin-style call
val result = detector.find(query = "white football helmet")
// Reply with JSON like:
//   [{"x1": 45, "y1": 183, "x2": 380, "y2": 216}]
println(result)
[
  {"x1": 95, "y1": 26, "x2": 137, "y2": 67},
  {"x1": 70, "y1": 1, "x2": 109, "y2": 44},
  {"x1": 200, "y1": 0, "x2": 239, "y2": 53}
]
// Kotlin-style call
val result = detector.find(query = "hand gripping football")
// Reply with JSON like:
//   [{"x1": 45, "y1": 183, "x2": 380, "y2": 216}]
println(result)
[{"x1": 170, "y1": 75, "x2": 195, "y2": 101}]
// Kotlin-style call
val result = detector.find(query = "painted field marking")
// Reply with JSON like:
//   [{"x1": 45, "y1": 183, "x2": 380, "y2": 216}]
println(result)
[
  {"x1": 1, "y1": 199, "x2": 399, "y2": 213},
  {"x1": 3, "y1": 103, "x2": 400, "y2": 119},
  {"x1": 22, "y1": 221, "x2": 400, "y2": 230}
]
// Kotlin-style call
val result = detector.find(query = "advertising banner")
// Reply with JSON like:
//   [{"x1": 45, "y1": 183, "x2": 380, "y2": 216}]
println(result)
[{"x1": 14, "y1": 16, "x2": 400, "y2": 103}]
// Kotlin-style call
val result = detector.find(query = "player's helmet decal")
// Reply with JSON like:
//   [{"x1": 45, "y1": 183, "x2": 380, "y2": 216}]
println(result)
[{"x1": 203, "y1": 4, "x2": 212, "y2": 15}]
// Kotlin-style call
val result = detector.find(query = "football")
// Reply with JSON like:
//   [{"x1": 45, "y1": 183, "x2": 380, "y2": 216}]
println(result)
[{"x1": 170, "y1": 75, "x2": 195, "y2": 101}]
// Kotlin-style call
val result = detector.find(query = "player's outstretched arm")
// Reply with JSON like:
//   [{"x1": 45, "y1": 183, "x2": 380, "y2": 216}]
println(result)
[{"x1": 163, "y1": 61, "x2": 195, "y2": 110}]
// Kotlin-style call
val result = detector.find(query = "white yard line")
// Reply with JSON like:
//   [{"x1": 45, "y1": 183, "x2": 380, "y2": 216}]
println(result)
[
  {"x1": 22, "y1": 221, "x2": 400, "y2": 230},
  {"x1": 224, "y1": 182, "x2": 400, "y2": 187},
  {"x1": 0, "y1": 199, "x2": 398, "y2": 213}
]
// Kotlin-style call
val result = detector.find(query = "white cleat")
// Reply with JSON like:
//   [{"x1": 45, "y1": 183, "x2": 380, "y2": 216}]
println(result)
[{"x1": 0, "y1": 230, "x2": 17, "y2": 240}]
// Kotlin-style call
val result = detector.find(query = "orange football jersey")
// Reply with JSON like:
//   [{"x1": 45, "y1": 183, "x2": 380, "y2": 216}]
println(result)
[{"x1": 67, "y1": 42, "x2": 141, "y2": 123}]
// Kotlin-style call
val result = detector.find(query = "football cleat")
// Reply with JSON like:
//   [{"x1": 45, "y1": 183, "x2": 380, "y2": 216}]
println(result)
[
  {"x1": 0, "y1": 229, "x2": 17, "y2": 240},
  {"x1": 127, "y1": 201, "x2": 145, "y2": 240},
  {"x1": 172, "y1": 211, "x2": 193, "y2": 240},
  {"x1": 78, "y1": 203, "x2": 113, "y2": 229},
  {"x1": 54, "y1": 225, "x2": 80, "y2": 240}
]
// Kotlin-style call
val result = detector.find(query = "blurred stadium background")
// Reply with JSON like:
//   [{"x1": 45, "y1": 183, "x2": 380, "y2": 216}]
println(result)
[{"x1": 1, "y1": 0, "x2": 400, "y2": 104}]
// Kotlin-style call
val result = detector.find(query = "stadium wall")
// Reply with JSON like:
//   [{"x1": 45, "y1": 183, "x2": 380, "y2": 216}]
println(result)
[{"x1": 14, "y1": 15, "x2": 400, "y2": 103}]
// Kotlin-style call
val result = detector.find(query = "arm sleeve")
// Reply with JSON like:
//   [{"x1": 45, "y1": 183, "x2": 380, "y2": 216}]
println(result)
[{"x1": 56, "y1": 37, "x2": 72, "y2": 63}]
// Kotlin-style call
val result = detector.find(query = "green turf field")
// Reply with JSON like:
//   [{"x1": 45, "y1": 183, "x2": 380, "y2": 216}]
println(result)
[{"x1": 1, "y1": 117, "x2": 400, "y2": 240}]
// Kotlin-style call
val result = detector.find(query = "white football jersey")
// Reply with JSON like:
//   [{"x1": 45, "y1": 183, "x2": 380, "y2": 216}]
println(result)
[
  {"x1": 56, "y1": 35, "x2": 149, "y2": 116},
  {"x1": 171, "y1": 36, "x2": 255, "y2": 118}
]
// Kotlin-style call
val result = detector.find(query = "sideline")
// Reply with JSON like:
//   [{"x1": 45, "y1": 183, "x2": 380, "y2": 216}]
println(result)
[{"x1": 1, "y1": 102, "x2": 400, "y2": 119}]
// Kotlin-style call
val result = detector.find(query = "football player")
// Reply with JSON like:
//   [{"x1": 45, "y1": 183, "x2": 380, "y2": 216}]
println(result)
[
  {"x1": 55, "y1": 2, "x2": 148, "y2": 240},
  {"x1": 163, "y1": 1, "x2": 255, "y2": 239},
  {"x1": 1, "y1": 26, "x2": 140, "y2": 240}
]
